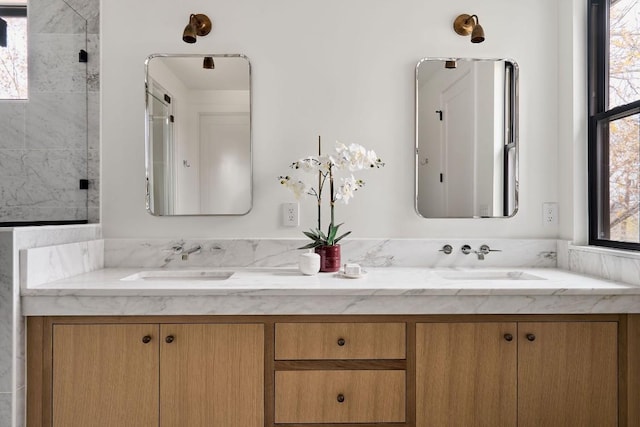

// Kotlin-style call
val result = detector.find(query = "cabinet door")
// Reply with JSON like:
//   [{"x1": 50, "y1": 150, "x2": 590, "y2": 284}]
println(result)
[
  {"x1": 52, "y1": 324, "x2": 159, "y2": 427},
  {"x1": 416, "y1": 322, "x2": 517, "y2": 427},
  {"x1": 518, "y1": 322, "x2": 618, "y2": 427},
  {"x1": 160, "y1": 323, "x2": 264, "y2": 427}
]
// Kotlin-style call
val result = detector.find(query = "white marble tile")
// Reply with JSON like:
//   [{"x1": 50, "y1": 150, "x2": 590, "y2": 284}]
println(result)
[
  {"x1": 65, "y1": 0, "x2": 99, "y2": 24},
  {"x1": 26, "y1": 94, "x2": 86, "y2": 150},
  {"x1": 569, "y1": 247, "x2": 640, "y2": 287},
  {"x1": 86, "y1": 34, "x2": 99, "y2": 92},
  {"x1": 0, "y1": 234, "x2": 13, "y2": 393},
  {"x1": 29, "y1": 0, "x2": 86, "y2": 34},
  {"x1": 13, "y1": 224, "x2": 101, "y2": 250},
  {"x1": 557, "y1": 240, "x2": 569, "y2": 270},
  {"x1": 104, "y1": 238, "x2": 558, "y2": 269},
  {"x1": 0, "y1": 105, "x2": 25, "y2": 150},
  {"x1": 20, "y1": 240, "x2": 104, "y2": 288},
  {"x1": 13, "y1": 387, "x2": 24, "y2": 427},
  {"x1": 0, "y1": 393, "x2": 10, "y2": 427},
  {"x1": 0, "y1": 207, "x2": 87, "y2": 223},
  {"x1": 88, "y1": 92, "x2": 100, "y2": 151},
  {"x1": 29, "y1": 34, "x2": 87, "y2": 94},
  {"x1": 88, "y1": 148, "x2": 99, "y2": 209},
  {"x1": 21, "y1": 293, "x2": 640, "y2": 316},
  {"x1": 21, "y1": 150, "x2": 87, "y2": 208},
  {"x1": 87, "y1": 207, "x2": 100, "y2": 224},
  {"x1": 0, "y1": 148, "x2": 89, "y2": 219}
]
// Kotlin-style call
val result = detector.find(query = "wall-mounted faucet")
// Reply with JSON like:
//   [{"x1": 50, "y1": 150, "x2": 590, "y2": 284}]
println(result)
[
  {"x1": 461, "y1": 244, "x2": 501, "y2": 260},
  {"x1": 181, "y1": 244, "x2": 202, "y2": 260}
]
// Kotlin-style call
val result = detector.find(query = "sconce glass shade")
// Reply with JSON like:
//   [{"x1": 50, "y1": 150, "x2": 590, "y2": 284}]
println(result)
[{"x1": 203, "y1": 56, "x2": 215, "y2": 69}]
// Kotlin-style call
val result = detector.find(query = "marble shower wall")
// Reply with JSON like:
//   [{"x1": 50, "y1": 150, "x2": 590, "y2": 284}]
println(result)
[{"x1": 0, "y1": 0, "x2": 100, "y2": 224}]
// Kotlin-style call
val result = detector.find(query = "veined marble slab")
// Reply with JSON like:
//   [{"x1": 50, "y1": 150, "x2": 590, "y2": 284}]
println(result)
[
  {"x1": 21, "y1": 267, "x2": 640, "y2": 315},
  {"x1": 20, "y1": 239, "x2": 104, "y2": 288},
  {"x1": 104, "y1": 238, "x2": 558, "y2": 269}
]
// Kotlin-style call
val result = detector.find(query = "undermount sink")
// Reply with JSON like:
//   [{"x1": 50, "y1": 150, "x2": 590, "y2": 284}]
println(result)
[
  {"x1": 437, "y1": 270, "x2": 546, "y2": 281},
  {"x1": 121, "y1": 270, "x2": 234, "y2": 281}
]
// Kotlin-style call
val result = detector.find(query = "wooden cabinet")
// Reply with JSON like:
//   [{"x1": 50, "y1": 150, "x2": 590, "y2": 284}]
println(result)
[
  {"x1": 29, "y1": 315, "x2": 634, "y2": 427},
  {"x1": 273, "y1": 321, "x2": 407, "y2": 425},
  {"x1": 52, "y1": 324, "x2": 159, "y2": 427},
  {"x1": 416, "y1": 322, "x2": 517, "y2": 427},
  {"x1": 37, "y1": 321, "x2": 263, "y2": 427},
  {"x1": 159, "y1": 324, "x2": 264, "y2": 427},
  {"x1": 416, "y1": 321, "x2": 618, "y2": 427},
  {"x1": 518, "y1": 322, "x2": 618, "y2": 427}
]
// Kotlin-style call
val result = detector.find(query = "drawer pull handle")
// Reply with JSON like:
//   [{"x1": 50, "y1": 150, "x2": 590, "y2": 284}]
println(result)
[
  {"x1": 503, "y1": 333, "x2": 513, "y2": 342},
  {"x1": 142, "y1": 335, "x2": 152, "y2": 344},
  {"x1": 526, "y1": 333, "x2": 536, "y2": 342},
  {"x1": 337, "y1": 394, "x2": 345, "y2": 403},
  {"x1": 337, "y1": 338, "x2": 346, "y2": 346},
  {"x1": 165, "y1": 335, "x2": 175, "y2": 344}
]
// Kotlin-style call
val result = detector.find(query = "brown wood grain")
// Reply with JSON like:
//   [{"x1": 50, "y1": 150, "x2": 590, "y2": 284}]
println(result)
[
  {"x1": 518, "y1": 321, "x2": 618, "y2": 427},
  {"x1": 26, "y1": 317, "x2": 43, "y2": 427},
  {"x1": 52, "y1": 323, "x2": 160, "y2": 427},
  {"x1": 159, "y1": 323, "x2": 264, "y2": 427},
  {"x1": 416, "y1": 322, "x2": 517, "y2": 427},
  {"x1": 275, "y1": 322, "x2": 406, "y2": 360},
  {"x1": 274, "y1": 370, "x2": 405, "y2": 424}
]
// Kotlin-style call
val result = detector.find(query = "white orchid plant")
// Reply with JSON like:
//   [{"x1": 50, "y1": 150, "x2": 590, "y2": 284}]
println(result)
[{"x1": 278, "y1": 140, "x2": 384, "y2": 249}]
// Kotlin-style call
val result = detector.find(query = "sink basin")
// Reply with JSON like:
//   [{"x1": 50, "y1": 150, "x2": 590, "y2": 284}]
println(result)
[
  {"x1": 438, "y1": 270, "x2": 545, "y2": 281},
  {"x1": 121, "y1": 270, "x2": 234, "y2": 281}
]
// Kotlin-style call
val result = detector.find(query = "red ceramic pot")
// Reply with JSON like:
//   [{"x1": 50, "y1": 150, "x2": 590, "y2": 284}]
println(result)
[{"x1": 315, "y1": 244, "x2": 341, "y2": 272}]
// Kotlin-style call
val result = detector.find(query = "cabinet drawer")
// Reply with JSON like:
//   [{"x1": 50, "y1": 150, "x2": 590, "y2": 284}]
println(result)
[
  {"x1": 275, "y1": 370, "x2": 406, "y2": 423},
  {"x1": 275, "y1": 322, "x2": 406, "y2": 360}
]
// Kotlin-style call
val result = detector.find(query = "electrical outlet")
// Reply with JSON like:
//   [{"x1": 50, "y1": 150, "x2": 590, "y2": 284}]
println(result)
[
  {"x1": 543, "y1": 202, "x2": 558, "y2": 226},
  {"x1": 282, "y1": 202, "x2": 299, "y2": 227}
]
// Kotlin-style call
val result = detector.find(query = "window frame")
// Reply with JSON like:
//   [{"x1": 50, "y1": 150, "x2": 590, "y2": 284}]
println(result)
[{"x1": 588, "y1": 0, "x2": 640, "y2": 251}]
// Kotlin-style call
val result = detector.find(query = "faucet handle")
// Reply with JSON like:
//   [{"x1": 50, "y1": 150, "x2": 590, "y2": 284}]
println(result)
[
  {"x1": 479, "y1": 244, "x2": 501, "y2": 254},
  {"x1": 439, "y1": 244, "x2": 453, "y2": 255}
]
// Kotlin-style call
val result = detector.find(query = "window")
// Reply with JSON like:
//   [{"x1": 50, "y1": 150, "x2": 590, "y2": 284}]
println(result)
[
  {"x1": 0, "y1": 3, "x2": 27, "y2": 99},
  {"x1": 589, "y1": 0, "x2": 640, "y2": 250}
]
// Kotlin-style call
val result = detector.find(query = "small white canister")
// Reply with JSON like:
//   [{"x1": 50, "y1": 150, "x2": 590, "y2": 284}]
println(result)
[{"x1": 299, "y1": 249, "x2": 321, "y2": 275}]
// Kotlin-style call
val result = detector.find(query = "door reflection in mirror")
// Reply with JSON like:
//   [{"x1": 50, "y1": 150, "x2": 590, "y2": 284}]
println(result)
[
  {"x1": 145, "y1": 54, "x2": 252, "y2": 216},
  {"x1": 415, "y1": 58, "x2": 518, "y2": 218}
]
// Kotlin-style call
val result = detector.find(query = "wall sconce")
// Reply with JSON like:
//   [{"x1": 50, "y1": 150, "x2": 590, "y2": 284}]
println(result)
[
  {"x1": 453, "y1": 14, "x2": 485, "y2": 43},
  {"x1": 203, "y1": 56, "x2": 215, "y2": 69},
  {"x1": 182, "y1": 13, "x2": 212, "y2": 44}
]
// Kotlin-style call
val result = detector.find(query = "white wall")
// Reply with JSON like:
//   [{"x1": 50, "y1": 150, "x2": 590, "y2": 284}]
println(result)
[{"x1": 102, "y1": 0, "x2": 563, "y2": 238}]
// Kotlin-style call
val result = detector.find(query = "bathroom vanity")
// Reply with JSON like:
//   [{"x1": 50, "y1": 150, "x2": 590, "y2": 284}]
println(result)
[{"x1": 23, "y1": 267, "x2": 640, "y2": 427}]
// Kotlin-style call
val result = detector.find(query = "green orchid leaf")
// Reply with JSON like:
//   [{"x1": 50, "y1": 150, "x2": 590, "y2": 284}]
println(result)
[{"x1": 334, "y1": 231, "x2": 352, "y2": 244}]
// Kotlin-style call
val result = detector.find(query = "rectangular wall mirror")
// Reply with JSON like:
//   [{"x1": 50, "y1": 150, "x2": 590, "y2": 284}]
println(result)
[
  {"x1": 415, "y1": 58, "x2": 518, "y2": 218},
  {"x1": 145, "y1": 54, "x2": 252, "y2": 216}
]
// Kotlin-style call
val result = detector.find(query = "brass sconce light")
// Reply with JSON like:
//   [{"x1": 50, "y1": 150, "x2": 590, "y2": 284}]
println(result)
[
  {"x1": 203, "y1": 56, "x2": 215, "y2": 69},
  {"x1": 182, "y1": 13, "x2": 212, "y2": 44},
  {"x1": 453, "y1": 14, "x2": 485, "y2": 43}
]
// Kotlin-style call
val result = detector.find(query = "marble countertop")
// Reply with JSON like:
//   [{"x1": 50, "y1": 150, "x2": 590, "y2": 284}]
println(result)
[{"x1": 21, "y1": 267, "x2": 640, "y2": 316}]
